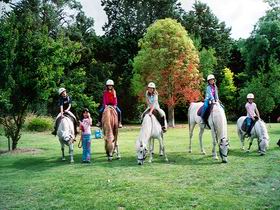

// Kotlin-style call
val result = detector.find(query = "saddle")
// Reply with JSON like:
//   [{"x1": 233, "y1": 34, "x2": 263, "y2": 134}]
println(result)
[{"x1": 241, "y1": 117, "x2": 258, "y2": 133}]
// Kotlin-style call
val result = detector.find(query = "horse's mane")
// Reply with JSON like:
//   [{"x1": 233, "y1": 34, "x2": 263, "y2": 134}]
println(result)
[{"x1": 257, "y1": 120, "x2": 269, "y2": 139}]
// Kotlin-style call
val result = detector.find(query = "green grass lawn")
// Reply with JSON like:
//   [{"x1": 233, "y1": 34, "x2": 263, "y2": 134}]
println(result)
[{"x1": 0, "y1": 124, "x2": 280, "y2": 210}]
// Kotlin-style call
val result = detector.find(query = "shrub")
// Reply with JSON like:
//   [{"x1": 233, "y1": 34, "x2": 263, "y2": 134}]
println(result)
[{"x1": 26, "y1": 116, "x2": 53, "y2": 132}]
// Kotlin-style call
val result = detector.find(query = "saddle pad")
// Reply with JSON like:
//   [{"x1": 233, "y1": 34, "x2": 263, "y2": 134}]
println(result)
[{"x1": 197, "y1": 105, "x2": 204, "y2": 116}]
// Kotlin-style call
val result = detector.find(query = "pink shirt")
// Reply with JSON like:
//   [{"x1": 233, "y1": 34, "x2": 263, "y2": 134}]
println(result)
[
  {"x1": 80, "y1": 118, "x2": 92, "y2": 135},
  {"x1": 245, "y1": 102, "x2": 257, "y2": 118}
]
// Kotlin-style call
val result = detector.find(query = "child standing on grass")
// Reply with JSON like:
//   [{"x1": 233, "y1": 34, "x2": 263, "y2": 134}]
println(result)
[{"x1": 80, "y1": 108, "x2": 92, "y2": 163}]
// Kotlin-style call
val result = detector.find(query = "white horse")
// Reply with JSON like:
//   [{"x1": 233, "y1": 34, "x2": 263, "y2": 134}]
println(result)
[
  {"x1": 57, "y1": 116, "x2": 75, "y2": 163},
  {"x1": 136, "y1": 114, "x2": 168, "y2": 165},
  {"x1": 237, "y1": 116, "x2": 269, "y2": 155},
  {"x1": 188, "y1": 102, "x2": 229, "y2": 163}
]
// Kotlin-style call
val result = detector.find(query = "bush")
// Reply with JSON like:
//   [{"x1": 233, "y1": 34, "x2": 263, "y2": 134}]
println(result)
[{"x1": 26, "y1": 116, "x2": 53, "y2": 132}]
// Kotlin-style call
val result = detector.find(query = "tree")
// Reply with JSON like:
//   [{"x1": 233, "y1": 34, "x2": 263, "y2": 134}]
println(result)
[
  {"x1": 199, "y1": 47, "x2": 217, "y2": 77},
  {"x1": 219, "y1": 68, "x2": 237, "y2": 117},
  {"x1": 181, "y1": 1, "x2": 232, "y2": 80},
  {"x1": 239, "y1": 2, "x2": 280, "y2": 118},
  {"x1": 0, "y1": 1, "x2": 83, "y2": 150},
  {"x1": 132, "y1": 18, "x2": 202, "y2": 127},
  {"x1": 100, "y1": 0, "x2": 185, "y2": 121}
]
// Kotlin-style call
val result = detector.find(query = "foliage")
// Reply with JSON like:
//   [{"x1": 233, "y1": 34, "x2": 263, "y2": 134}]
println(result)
[
  {"x1": 26, "y1": 116, "x2": 52, "y2": 132},
  {"x1": 0, "y1": 1, "x2": 84, "y2": 149},
  {"x1": 0, "y1": 125, "x2": 280, "y2": 209},
  {"x1": 132, "y1": 18, "x2": 202, "y2": 126},
  {"x1": 219, "y1": 68, "x2": 237, "y2": 116},
  {"x1": 199, "y1": 47, "x2": 217, "y2": 78},
  {"x1": 181, "y1": 1, "x2": 233, "y2": 80}
]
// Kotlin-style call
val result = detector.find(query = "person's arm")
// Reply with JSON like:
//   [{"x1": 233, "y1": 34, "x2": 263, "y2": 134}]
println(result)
[
  {"x1": 255, "y1": 106, "x2": 260, "y2": 118},
  {"x1": 59, "y1": 98, "x2": 64, "y2": 116},
  {"x1": 88, "y1": 113, "x2": 92, "y2": 126},
  {"x1": 206, "y1": 86, "x2": 214, "y2": 102},
  {"x1": 113, "y1": 90, "x2": 117, "y2": 107}
]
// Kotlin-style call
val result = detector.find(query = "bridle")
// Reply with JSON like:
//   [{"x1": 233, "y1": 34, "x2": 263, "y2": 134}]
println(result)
[{"x1": 219, "y1": 137, "x2": 229, "y2": 158}]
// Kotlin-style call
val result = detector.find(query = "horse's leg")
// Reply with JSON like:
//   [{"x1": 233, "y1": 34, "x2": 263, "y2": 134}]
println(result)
[
  {"x1": 106, "y1": 140, "x2": 113, "y2": 161},
  {"x1": 188, "y1": 122, "x2": 195, "y2": 153},
  {"x1": 69, "y1": 142, "x2": 74, "y2": 163},
  {"x1": 238, "y1": 128, "x2": 245, "y2": 150},
  {"x1": 159, "y1": 136, "x2": 168, "y2": 162},
  {"x1": 151, "y1": 138, "x2": 155, "y2": 156},
  {"x1": 114, "y1": 140, "x2": 121, "y2": 160},
  {"x1": 210, "y1": 129, "x2": 218, "y2": 160},
  {"x1": 148, "y1": 138, "x2": 153, "y2": 163},
  {"x1": 199, "y1": 125, "x2": 206, "y2": 155},
  {"x1": 247, "y1": 137, "x2": 253, "y2": 153},
  {"x1": 60, "y1": 141, "x2": 66, "y2": 161}
]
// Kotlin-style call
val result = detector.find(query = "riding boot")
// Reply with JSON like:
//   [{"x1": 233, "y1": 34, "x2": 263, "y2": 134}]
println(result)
[
  {"x1": 118, "y1": 111, "x2": 122, "y2": 128},
  {"x1": 51, "y1": 118, "x2": 60, "y2": 136},
  {"x1": 74, "y1": 118, "x2": 78, "y2": 136},
  {"x1": 160, "y1": 117, "x2": 167, "y2": 133},
  {"x1": 96, "y1": 112, "x2": 102, "y2": 127}
]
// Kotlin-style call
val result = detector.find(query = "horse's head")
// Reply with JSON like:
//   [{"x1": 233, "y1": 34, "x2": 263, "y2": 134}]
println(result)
[
  {"x1": 219, "y1": 137, "x2": 229, "y2": 163},
  {"x1": 137, "y1": 144, "x2": 147, "y2": 165},
  {"x1": 257, "y1": 120, "x2": 269, "y2": 155}
]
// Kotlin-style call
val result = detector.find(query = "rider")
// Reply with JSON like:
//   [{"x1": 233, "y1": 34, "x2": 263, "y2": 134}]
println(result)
[
  {"x1": 96, "y1": 79, "x2": 122, "y2": 128},
  {"x1": 201, "y1": 74, "x2": 220, "y2": 124},
  {"x1": 52, "y1": 88, "x2": 78, "y2": 136},
  {"x1": 245, "y1": 93, "x2": 260, "y2": 137},
  {"x1": 143, "y1": 82, "x2": 167, "y2": 133}
]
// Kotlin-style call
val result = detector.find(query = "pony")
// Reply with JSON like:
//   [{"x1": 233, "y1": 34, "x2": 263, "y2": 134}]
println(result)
[
  {"x1": 57, "y1": 116, "x2": 75, "y2": 163},
  {"x1": 136, "y1": 114, "x2": 168, "y2": 165},
  {"x1": 237, "y1": 116, "x2": 269, "y2": 155},
  {"x1": 102, "y1": 106, "x2": 120, "y2": 161},
  {"x1": 188, "y1": 102, "x2": 229, "y2": 163}
]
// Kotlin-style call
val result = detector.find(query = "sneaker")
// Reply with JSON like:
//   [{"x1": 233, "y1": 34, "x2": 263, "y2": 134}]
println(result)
[
  {"x1": 96, "y1": 122, "x2": 101, "y2": 127},
  {"x1": 118, "y1": 123, "x2": 123, "y2": 128}
]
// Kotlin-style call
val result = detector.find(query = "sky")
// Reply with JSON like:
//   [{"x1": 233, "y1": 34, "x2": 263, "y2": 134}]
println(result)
[{"x1": 79, "y1": 0, "x2": 270, "y2": 40}]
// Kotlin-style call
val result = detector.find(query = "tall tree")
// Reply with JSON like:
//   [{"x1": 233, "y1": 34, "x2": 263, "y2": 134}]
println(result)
[
  {"x1": 0, "y1": 0, "x2": 88, "y2": 149},
  {"x1": 132, "y1": 18, "x2": 202, "y2": 127},
  {"x1": 181, "y1": 1, "x2": 233, "y2": 81},
  {"x1": 100, "y1": 0, "x2": 185, "y2": 121}
]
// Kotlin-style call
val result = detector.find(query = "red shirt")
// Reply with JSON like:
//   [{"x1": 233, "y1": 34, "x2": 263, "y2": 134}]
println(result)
[{"x1": 103, "y1": 90, "x2": 117, "y2": 107}]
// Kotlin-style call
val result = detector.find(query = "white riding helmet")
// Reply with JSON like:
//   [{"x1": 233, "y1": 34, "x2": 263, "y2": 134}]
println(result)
[
  {"x1": 247, "y1": 93, "x2": 254, "y2": 99},
  {"x1": 148, "y1": 82, "x2": 156, "y2": 89},
  {"x1": 106, "y1": 79, "x2": 114, "y2": 86},
  {"x1": 58, "y1": 88, "x2": 66, "y2": 95},
  {"x1": 207, "y1": 74, "x2": 215, "y2": 81}
]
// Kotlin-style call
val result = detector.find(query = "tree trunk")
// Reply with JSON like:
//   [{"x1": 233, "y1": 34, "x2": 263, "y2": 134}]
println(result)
[
  {"x1": 168, "y1": 106, "x2": 175, "y2": 127},
  {"x1": 8, "y1": 137, "x2": 11, "y2": 151}
]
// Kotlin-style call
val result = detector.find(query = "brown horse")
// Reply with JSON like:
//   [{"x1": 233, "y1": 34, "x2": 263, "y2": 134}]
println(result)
[{"x1": 102, "y1": 106, "x2": 120, "y2": 161}]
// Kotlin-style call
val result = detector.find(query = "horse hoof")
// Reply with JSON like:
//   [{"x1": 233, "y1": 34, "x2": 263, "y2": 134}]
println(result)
[
  {"x1": 213, "y1": 156, "x2": 218, "y2": 160},
  {"x1": 165, "y1": 158, "x2": 169, "y2": 162},
  {"x1": 246, "y1": 150, "x2": 250, "y2": 153},
  {"x1": 117, "y1": 156, "x2": 121, "y2": 160},
  {"x1": 260, "y1": 153, "x2": 265, "y2": 156},
  {"x1": 241, "y1": 147, "x2": 245, "y2": 151},
  {"x1": 108, "y1": 157, "x2": 113, "y2": 162},
  {"x1": 222, "y1": 159, "x2": 228, "y2": 163}
]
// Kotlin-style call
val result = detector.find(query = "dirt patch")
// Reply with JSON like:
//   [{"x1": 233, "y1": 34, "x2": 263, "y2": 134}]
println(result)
[{"x1": 0, "y1": 148, "x2": 43, "y2": 155}]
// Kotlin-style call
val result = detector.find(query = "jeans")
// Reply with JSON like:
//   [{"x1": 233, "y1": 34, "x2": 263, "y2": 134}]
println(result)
[{"x1": 82, "y1": 134, "x2": 91, "y2": 161}]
